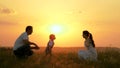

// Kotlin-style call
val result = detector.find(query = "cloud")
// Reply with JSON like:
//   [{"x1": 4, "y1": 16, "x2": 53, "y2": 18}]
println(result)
[
  {"x1": 0, "y1": 20, "x2": 18, "y2": 26},
  {"x1": 0, "y1": 7, "x2": 15, "y2": 15}
]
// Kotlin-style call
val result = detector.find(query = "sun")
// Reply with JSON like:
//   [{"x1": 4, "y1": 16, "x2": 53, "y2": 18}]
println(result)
[{"x1": 50, "y1": 25, "x2": 62, "y2": 34}]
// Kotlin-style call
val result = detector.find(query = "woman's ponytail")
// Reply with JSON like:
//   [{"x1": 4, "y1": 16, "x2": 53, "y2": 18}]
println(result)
[{"x1": 89, "y1": 33, "x2": 95, "y2": 48}]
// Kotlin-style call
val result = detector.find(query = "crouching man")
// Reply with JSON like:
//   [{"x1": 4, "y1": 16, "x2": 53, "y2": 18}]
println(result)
[{"x1": 13, "y1": 26, "x2": 39, "y2": 59}]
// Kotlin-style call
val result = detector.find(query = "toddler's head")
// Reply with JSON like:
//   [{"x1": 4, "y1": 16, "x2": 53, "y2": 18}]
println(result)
[{"x1": 49, "y1": 34, "x2": 56, "y2": 40}]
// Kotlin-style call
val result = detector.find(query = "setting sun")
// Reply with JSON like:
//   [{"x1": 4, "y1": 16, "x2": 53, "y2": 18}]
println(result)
[{"x1": 50, "y1": 25, "x2": 62, "y2": 34}]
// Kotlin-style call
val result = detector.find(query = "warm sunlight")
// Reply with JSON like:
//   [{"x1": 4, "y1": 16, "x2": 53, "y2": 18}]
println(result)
[
  {"x1": 50, "y1": 25, "x2": 62, "y2": 34},
  {"x1": 1, "y1": 0, "x2": 120, "y2": 48}
]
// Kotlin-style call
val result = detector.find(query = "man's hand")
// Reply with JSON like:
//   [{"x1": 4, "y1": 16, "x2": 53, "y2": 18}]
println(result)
[
  {"x1": 31, "y1": 46, "x2": 40, "y2": 50},
  {"x1": 30, "y1": 42, "x2": 40, "y2": 50},
  {"x1": 35, "y1": 45, "x2": 40, "y2": 49}
]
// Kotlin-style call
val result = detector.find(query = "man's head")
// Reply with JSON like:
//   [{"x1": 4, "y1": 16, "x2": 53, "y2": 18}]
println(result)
[{"x1": 26, "y1": 26, "x2": 33, "y2": 35}]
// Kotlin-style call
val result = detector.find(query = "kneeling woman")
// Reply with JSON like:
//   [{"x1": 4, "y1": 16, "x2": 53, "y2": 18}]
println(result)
[{"x1": 78, "y1": 30, "x2": 97, "y2": 61}]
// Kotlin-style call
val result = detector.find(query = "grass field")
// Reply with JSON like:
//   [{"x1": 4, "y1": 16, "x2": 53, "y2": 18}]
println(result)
[{"x1": 0, "y1": 47, "x2": 120, "y2": 68}]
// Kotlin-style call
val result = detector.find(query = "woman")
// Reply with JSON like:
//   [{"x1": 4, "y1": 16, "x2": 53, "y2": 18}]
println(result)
[{"x1": 78, "y1": 30, "x2": 97, "y2": 61}]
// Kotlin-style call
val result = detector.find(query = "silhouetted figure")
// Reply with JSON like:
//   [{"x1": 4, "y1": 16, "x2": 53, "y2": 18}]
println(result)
[
  {"x1": 78, "y1": 30, "x2": 97, "y2": 61},
  {"x1": 13, "y1": 26, "x2": 39, "y2": 59},
  {"x1": 45, "y1": 34, "x2": 56, "y2": 56}
]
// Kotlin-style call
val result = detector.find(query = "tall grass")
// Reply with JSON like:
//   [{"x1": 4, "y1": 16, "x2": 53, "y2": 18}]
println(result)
[{"x1": 0, "y1": 47, "x2": 120, "y2": 68}]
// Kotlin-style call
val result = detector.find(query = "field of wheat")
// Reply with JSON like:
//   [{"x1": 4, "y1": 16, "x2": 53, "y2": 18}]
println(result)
[{"x1": 0, "y1": 47, "x2": 120, "y2": 68}]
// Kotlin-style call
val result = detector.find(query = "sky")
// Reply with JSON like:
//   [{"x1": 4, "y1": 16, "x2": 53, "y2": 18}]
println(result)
[{"x1": 0, "y1": 0, "x2": 120, "y2": 47}]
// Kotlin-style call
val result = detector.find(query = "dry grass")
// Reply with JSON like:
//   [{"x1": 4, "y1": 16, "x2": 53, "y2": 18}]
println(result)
[{"x1": 0, "y1": 47, "x2": 120, "y2": 68}]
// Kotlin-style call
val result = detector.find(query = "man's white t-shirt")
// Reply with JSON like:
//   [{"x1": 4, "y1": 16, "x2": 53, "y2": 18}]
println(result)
[{"x1": 13, "y1": 32, "x2": 28, "y2": 50}]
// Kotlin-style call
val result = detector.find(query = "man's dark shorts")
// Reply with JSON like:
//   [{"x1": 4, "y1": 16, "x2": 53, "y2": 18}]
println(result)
[{"x1": 13, "y1": 45, "x2": 33, "y2": 58}]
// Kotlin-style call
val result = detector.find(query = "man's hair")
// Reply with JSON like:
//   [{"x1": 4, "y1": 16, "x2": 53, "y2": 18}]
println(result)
[{"x1": 26, "y1": 26, "x2": 32, "y2": 32}]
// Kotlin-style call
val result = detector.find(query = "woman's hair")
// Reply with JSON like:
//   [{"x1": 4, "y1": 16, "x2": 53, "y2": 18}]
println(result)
[{"x1": 83, "y1": 30, "x2": 95, "y2": 47}]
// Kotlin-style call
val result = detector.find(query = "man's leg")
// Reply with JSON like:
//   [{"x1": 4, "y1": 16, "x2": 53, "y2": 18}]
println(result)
[
  {"x1": 13, "y1": 45, "x2": 33, "y2": 59},
  {"x1": 23, "y1": 45, "x2": 33, "y2": 56},
  {"x1": 13, "y1": 48, "x2": 26, "y2": 59}
]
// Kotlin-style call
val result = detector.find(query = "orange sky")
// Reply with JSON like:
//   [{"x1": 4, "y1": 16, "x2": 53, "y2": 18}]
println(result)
[{"x1": 0, "y1": 0, "x2": 120, "y2": 47}]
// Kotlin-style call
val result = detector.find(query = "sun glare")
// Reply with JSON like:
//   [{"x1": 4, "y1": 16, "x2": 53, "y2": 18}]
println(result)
[{"x1": 50, "y1": 25, "x2": 62, "y2": 34}]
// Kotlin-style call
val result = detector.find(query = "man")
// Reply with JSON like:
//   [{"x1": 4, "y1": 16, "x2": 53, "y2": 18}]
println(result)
[{"x1": 13, "y1": 26, "x2": 39, "y2": 59}]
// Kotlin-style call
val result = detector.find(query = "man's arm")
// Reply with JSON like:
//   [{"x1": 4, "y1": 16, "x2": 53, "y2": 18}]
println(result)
[{"x1": 23, "y1": 39, "x2": 39, "y2": 49}]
